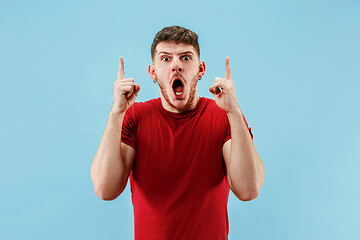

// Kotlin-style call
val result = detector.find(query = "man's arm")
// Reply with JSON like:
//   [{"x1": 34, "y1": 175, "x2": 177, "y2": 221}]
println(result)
[
  {"x1": 90, "y1": 57, "x2": 140, "y2": 201},
  {"x1": 222, "y1": 112, "x2": 265, "y2": 201},
  {"x1": 209, "y1": 57, "x2": 265, "y2": 201},
  {"x1": 90, "y1": 110, "x2": 135, "y2": 200}
]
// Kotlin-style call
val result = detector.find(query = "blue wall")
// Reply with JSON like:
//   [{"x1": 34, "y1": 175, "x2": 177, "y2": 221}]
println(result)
[{"x1": 1, "y1": 0, "x2": 359, "y2": 239}]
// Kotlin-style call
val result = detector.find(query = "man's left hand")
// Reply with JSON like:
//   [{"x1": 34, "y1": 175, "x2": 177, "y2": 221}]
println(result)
[{"x1": 209, "y1": 57, "x2": 241, "y2": 114}]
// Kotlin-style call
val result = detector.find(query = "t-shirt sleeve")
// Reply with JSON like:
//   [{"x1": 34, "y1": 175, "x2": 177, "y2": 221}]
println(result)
[{"x1": 121, "y1": 106, "x2": 137, "y2": 150}]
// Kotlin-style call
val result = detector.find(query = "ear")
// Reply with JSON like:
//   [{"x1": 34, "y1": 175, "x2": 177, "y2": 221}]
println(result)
[
  {"x1": 148, "y1": 64, "x2": 156, "y2": 80},
  {"x1": 198, "y1": 61, "x2": 206, "y2": 78}
]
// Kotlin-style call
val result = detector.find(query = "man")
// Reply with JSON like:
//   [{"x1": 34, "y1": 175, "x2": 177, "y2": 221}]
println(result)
[{"x1": 91, "y1": 26, "x2": 265, "y2": 240}]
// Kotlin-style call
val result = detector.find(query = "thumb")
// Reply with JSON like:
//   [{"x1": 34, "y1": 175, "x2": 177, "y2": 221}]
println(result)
[
  {"x1": 127, "y1": 84, "x2": 140, "y2": 103},
  {"x1": 209, "y1": 85, "x2": 222, "y2": 95},
  {"x1": 134, "y1": 84, "x2": 141, "y2": 95}
]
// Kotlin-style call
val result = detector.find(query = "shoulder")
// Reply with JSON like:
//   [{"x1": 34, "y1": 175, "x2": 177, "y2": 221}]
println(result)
[
  {"x1": 123, "y1": 98, "x2": 160, "y2": 130},
  {"x1": 197, "y1": 97, "x2": 229, "y2": 125},
  {"x1": 132, "y1": 98, "x2": 159, "y2": 109},
  {"x1": 126, "y1": 98, "x2": 160, "y2": 116},
  {"x1": 200, "y1": 97, "x2": 226, "y2": 113}
]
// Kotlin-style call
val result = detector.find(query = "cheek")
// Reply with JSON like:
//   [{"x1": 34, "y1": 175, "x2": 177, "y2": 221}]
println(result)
[
  {"x1": 155, "y1": 69, "x2": 165, "y2": 79},
  {"x1": 158, "y1": 67, "x2": 171, "y2": 78}
]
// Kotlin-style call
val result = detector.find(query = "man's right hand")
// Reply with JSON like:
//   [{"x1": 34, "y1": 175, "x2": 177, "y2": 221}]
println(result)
[{"x1": 112, "y1": 56, "x2": 141, "y2": 113}]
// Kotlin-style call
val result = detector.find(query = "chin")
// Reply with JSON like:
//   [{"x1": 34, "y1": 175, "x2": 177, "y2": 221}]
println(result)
[
  {"x1": 174, "y1": 96, "x2": 197, "y2": 111},
  {"x1": 170, "y1": 99, "x2": 188, "y2": 111},
  {"x1": 159, "y1": 80, "x2": 198, "y2": 112}
]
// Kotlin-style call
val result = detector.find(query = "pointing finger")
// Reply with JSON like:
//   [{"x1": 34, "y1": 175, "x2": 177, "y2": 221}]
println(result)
[
  {"x1": 225, "y1": 57, "x2": 231, "y2": 80},
  {"x1": 117, "y1": 56, "x2": 124, "y2": 80}
]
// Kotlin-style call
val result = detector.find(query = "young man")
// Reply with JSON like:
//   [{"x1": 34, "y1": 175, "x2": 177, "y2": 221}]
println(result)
[{"x1": 91, "y1": 26, "x2": 265, "y2": 240}]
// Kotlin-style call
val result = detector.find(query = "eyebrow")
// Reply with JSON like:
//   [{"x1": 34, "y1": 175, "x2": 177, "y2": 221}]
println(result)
[{"x1": 157, "y1": 51, "x2": 195, "y2": 56}]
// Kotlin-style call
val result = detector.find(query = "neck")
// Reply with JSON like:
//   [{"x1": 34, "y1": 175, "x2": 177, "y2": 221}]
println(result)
[{"x1": 160, "y1": 95, "x2": 200, "y2": 113}]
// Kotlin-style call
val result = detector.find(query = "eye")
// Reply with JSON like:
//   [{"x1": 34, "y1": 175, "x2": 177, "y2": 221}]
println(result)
[
  {"x1": 182, "y1": 55, "x2": 191, "y2": 60},
  {"x1": 162, "y1": 56, "x2": 171, "y2": 61}
]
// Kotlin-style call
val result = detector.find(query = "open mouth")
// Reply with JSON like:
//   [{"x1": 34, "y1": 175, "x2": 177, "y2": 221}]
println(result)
[{"x1": 172, "y1": 79, "x2": 184, "y2": 97}]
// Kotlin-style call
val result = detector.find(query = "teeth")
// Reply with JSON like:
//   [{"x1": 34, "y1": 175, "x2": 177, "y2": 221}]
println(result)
[{"x1": 175, "y1": 92, "x2": 182, "y2": 96}]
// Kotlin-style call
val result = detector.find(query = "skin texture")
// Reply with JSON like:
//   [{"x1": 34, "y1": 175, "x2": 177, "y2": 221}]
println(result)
[
  {"x1": 148, "y1": 41, "x2": 206, "y2": 113},
  {"x1": 208, "y1": 56, "x2": 265, "y2": 200},
  {"x1": 91, "y1": 41, "x2": 265, "y2": 201},
  {"x1": 90, "y1": 56, "x2": 138, "y2": 200}
]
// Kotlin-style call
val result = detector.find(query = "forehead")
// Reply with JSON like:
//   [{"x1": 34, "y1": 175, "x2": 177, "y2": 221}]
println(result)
[{"x1": 155, "y1": 41, "x2": 197, "y2": 56}]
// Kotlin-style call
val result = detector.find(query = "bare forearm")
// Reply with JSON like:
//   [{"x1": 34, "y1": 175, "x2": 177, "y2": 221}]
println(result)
[
  {"x1": 209, "y1": 57, "x2": 264, "y2": 200},
  {"x1": 91, "y1": 109, "x2": 126, "y2": 200},
  {"x1": 227, "y1": 110, "x2": 265, "y2": 199}
]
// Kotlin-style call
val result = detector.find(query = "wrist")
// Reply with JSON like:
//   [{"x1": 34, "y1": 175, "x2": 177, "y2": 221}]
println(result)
[
  {"x1": 110, "y1": 105, "x2": 126, "y2": 116},
  {"x1": 109, "y1": 108, "x2": 126, "y2": 122},
  {"x1": 226, "y1": 107, "x2": 242, "y2": 118},
  {"x1": 107, "y1": 109, "x2": 125, "y2": 134}
]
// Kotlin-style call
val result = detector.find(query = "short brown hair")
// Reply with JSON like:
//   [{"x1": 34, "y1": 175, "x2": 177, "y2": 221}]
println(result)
[{"x1": 151, "y1": 26, "x2": 200, "y2": 61}]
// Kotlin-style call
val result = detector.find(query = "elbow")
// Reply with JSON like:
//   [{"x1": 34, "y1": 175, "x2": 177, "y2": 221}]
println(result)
[
  {"x1": 229, "y1": 178, "x2": 261, "y2": 201},
  {"x1": 92, "y1": 178, "x2": 126, "y2": 201},
  {"x1": 240, "y1": 189, "x2": 259, "y2": 201},
  {"x1": 233, "y1": 188, "x2": 259, "y2": 202},
  {"x1": 94, "y1": 186, "x2": 122, "y2": 201},
  {"x1": 91, "y1": 171, "x2": 126, "y2": 201}
]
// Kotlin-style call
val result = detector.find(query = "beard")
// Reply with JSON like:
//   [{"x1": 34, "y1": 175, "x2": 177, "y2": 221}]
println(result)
[{"x1": 157, "y1": 74, "x2": 199, "y2": 113}]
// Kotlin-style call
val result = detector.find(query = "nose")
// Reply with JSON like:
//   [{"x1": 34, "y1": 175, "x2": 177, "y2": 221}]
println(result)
[
  {"x1": 171, "y1": 59, "x2": 183, "y2": 73},
  {"x1": 172, "y1": 67, "x2": 182, "y2": 72}
]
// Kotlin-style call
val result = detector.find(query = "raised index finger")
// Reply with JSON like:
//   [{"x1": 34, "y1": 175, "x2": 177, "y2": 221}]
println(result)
[
  {"x1": 225, "y1": 56, "x2": 231, "y2": 80},
  {"x1": 117, "y1": 56, "x2": 124, "y2": 80}
]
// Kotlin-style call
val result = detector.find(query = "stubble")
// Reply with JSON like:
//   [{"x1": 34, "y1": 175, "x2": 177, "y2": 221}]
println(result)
[{"x1": 157, "y1": 74, "x2": 199, "y2": 113}]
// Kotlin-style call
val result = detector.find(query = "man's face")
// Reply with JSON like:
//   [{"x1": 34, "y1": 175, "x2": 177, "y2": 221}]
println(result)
[{"x1": 148, "y1": 41, "x2": 206, "y2": 113}]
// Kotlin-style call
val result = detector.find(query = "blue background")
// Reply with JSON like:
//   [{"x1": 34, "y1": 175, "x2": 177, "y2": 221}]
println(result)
[{"x1": 1, "y1": 0, "x2": 359, "y2": 239}]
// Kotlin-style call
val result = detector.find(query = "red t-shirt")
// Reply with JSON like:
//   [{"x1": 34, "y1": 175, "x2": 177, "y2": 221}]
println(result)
[{"x1": 121, "y1": 97, "x2": 252, "y2": 240}]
